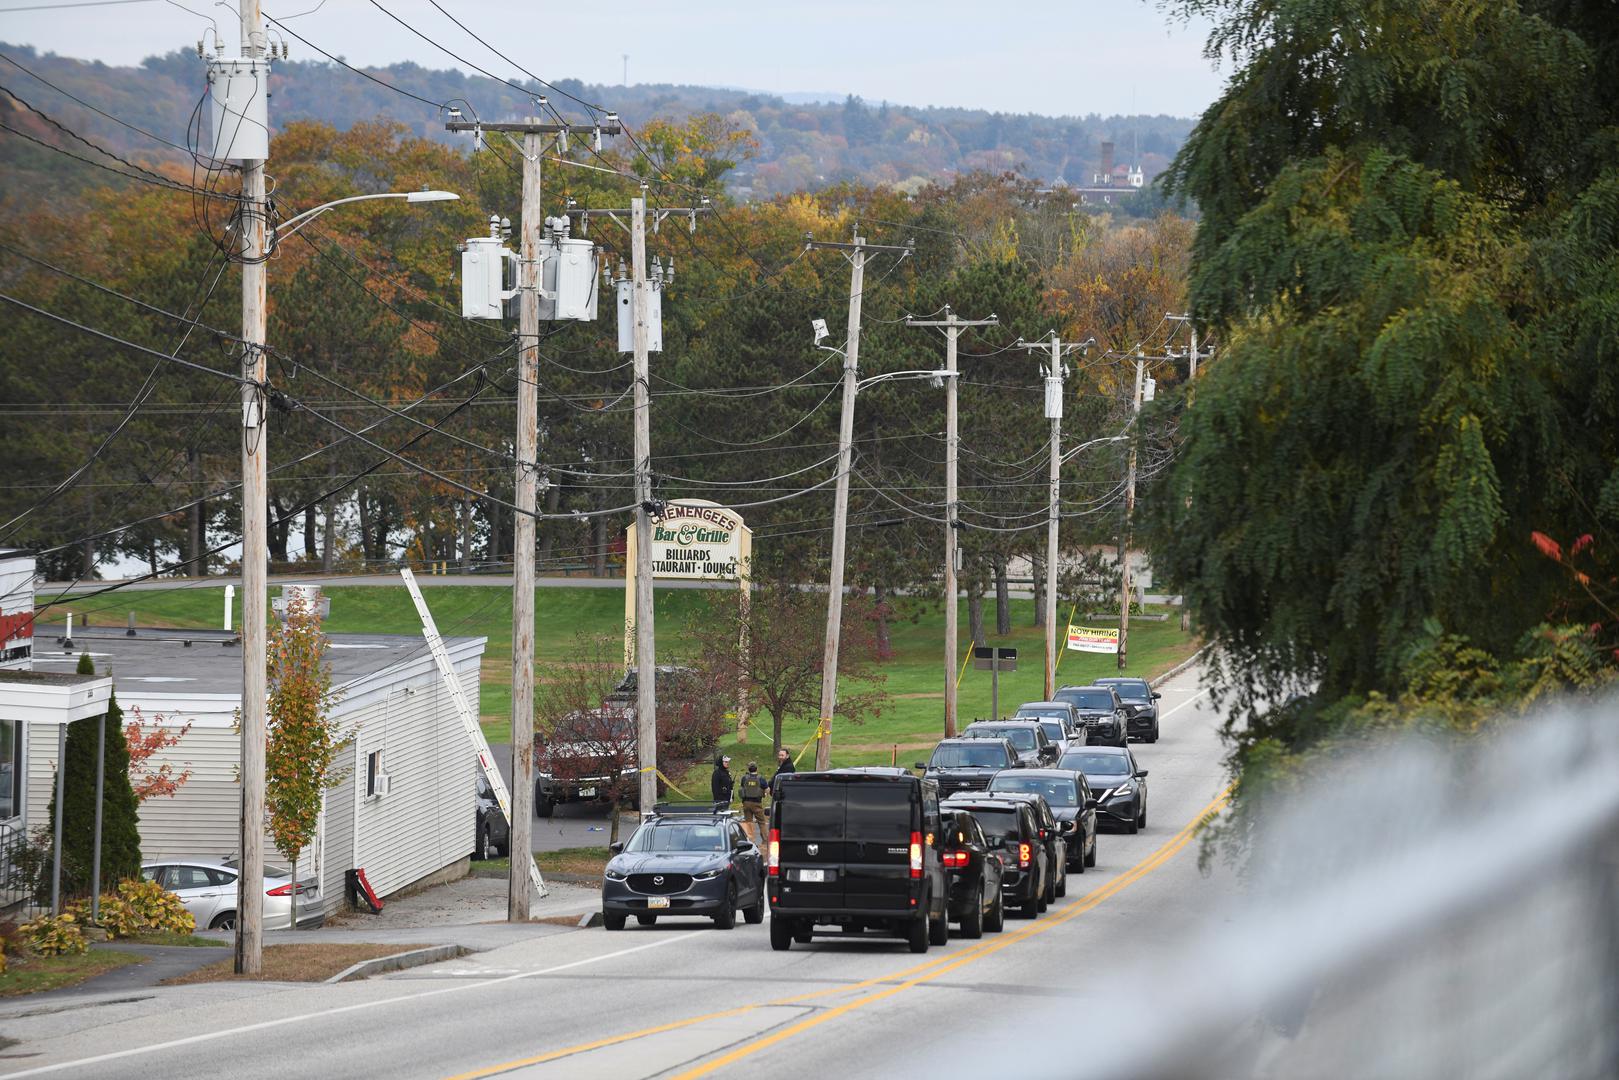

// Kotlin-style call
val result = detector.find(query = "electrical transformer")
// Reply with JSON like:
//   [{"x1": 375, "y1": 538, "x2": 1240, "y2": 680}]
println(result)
[
  {"x1": 616, "y1": 279, "x2": 663, "y2": 352},
  {"x1": 461, "y1": 236, "x2": 516, "y2": 320},
  {"x1": 206, "y1": 57, "x2": 271, "y2": 162},
  {"x1": 537, "y1": 237, "x2": 599, "y2": 321}
]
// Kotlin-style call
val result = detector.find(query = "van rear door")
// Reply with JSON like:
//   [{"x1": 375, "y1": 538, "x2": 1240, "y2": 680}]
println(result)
[
  {"x1": 842, "y1": 780, "x2": 918, "y2": 911},
  {"x1": 775, "y1": 781, "x2": 847, "y2": 908}
]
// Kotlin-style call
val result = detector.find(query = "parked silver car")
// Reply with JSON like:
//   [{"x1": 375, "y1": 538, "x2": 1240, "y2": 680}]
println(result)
[{"x1": 142, "y1": 857, "x2": 321, "y2": 931}]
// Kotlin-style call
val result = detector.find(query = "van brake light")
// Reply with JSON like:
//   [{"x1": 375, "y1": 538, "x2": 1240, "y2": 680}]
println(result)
[
  {"x1": 941, "y1": 850, "x2": 969, "y2": 869},
  {"x1": 768, "y1": 828, "x2": 780, "y2": 877},
  {"x1": 909, "y1": 831, "x2": 923, "y2": 879}
]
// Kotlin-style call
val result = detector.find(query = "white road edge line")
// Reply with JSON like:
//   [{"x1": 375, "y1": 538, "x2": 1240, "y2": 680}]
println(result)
[
  {"x1": 1159, "y1": 689, "x2": 1210, "y2": 719},
  {"x1": 3, "y1": 933, "x2": 690, "y2": 1078}
]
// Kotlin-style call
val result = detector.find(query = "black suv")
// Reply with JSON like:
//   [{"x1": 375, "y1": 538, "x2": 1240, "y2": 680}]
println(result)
[
  {"x1": 1094, "y1": 677, "x2": 1162, "y2": 742},
  {"x1": 988, "y1": 769, "x2": 1098, "y2": 872},
  {"x1": 983, "y1": 791, "x2": 1068, "y2": 901},
  {"x1": 959, "y1": 720, "x2": 1060, "y2": 767},
  {"x1": 942, "y1": 794, "x2": 1051, "y2": 918},
  {"x1": 601, "y1": 807, "x2": 765, "y2": 930},
  {"x1": 769, "y1": 768, "x2": 951, "y2": 953},
  {"x1": 919, "y1": 737, "x2": 1020, "y2": 796},
  {"x1": 1052, "y1": 685, "x2": 1128, "y2": 747},
  {"x1": 939, "y1": 809, "x2": 1006, "y2": 937}
]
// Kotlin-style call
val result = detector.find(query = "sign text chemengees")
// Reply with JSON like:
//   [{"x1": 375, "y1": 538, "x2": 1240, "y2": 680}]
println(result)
[{"x1": 648, "y1": 501, "x2": 744, "y2": 579}]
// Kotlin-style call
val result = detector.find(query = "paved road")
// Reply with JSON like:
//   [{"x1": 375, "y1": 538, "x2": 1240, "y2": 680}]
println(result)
[{"x1": 0, "y1": 663, "x2": 1230, "y2": 1080}]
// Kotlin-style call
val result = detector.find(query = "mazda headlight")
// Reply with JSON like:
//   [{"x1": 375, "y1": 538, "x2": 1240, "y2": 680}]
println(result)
[
  {"x1": 693, "y1": 868, "x2": 722, "y2": 882},
  {"x1": 604, "y1": 866, "x2": 627, "y2": 881}
]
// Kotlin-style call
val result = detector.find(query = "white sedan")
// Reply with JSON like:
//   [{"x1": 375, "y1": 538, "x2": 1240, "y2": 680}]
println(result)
[{"x1": 142, "y1": 858, "x2": 322, "y2": 931}]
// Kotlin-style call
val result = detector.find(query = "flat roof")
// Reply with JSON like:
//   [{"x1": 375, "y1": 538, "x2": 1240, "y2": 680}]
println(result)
[
  {"x1": 0, "y1": 669, "x2": 104, "y2": 687},
  {"x1": 27, "y1": 625, "x2": 479, "y2": 696}
]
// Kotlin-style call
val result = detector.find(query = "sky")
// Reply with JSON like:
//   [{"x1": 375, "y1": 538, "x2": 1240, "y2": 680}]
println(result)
[{"x1": 0, "y1": 0, "x2": 1227, "y2": 118}]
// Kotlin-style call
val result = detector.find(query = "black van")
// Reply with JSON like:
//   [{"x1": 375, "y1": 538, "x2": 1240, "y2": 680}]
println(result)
[{"x1": 768, "y1": 767, "x2": 951, "y2": 953}]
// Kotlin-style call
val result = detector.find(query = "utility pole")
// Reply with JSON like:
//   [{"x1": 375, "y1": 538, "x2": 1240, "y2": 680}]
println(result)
[
  {"x1": 446, "y1": 112, "x2": 619, "y2": 920},
  {"x1": 569, "y1": 197, "x2": 705, "y2": 807},
  {"x1": 1118, "y1": 350, "x2": 1147, "y2": 671},
  {"x1": 1019, "y1": 333, "x2": 1092, "y2": 698},
  {"x1": 804, "y1": 233, "x2": 906, "y2": 770},
  {"x1": 235, "y1": 0, "x2": 268, "y2": 977},
  {"x1": 907, "y1": 308, "x2": 997, "y2": 738}
]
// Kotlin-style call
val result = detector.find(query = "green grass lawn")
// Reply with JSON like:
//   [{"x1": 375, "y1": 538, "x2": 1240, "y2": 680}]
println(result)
[
  {"x1": 0, "y1": 948, "x2": 140, "y2": 997},
  {"x1": 44, "y1": 584, "x2": 1196, "y2": 769}
]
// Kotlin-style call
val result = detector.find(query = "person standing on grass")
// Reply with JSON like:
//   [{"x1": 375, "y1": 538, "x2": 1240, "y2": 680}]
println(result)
[
  {"x1": 711, "y1": 754, "x2": 734, "y2": 812},
  {"x1": 737, "y1": 762, "x2": 768, "y2": 844}
]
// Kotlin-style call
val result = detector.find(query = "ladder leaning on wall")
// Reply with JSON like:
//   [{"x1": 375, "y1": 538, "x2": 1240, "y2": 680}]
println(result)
[{"x1": 399, "y1": 568, "x2": 547, "y2": 899}]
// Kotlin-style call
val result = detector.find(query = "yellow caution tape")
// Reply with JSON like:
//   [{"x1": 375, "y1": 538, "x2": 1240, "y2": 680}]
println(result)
[
  {"x1": 637, "y1": 765, "x2": 692, "y2": 800},
  {"x1": 1052, "y1": 598, "x2": 1080, "y2": 676}
]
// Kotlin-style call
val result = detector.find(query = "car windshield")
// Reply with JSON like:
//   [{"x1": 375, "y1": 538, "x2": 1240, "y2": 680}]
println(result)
[
  {"x1": 626, "y1": 823, "x2": 726, "y2": 852},
  {"x1": 1061, "y1": 752, "x2": 1130, "y2": 776},
  {"x1": 1016, "y1": 706, "x2": 1065, "y2": 719},
  {"x1": 930, "y1": 744, "x2": 1008, "y2": 768},
  {"x1": 1103, "y1": 681, "x2": 1151, "y2": 702},
  {"x1": 966, "y1": 807, "x2": 1022, "y2": 846},
  {"x1": 969, "y1": 727, "x2": 1036, "y2": 750},
  {"x1": 990, "y1": 776, "x2": 1077, "y2": 806},
  {"x1": 1060, "y1": 689, "x2": 1115, "y2": 710}
]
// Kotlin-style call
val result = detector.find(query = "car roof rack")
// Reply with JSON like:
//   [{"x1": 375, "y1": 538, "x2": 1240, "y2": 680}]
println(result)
[{"x1": 648, "y1": 801, "x2": 733, "y2": 818}]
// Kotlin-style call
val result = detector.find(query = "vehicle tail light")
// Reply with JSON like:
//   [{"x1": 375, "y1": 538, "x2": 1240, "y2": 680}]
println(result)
[
  {"x1": 909, "y1": 831, "x2": 923, "y2": 880},
  {"x1": 942, "y1": 850, "x2": 968, "y2": 869},
  {"x1": 266, "y1": 884, "x2": 293, "y2": 896},
  {"x1": 1019, "y1": 842, "x2": 1032, "y2": 868},
  {"x1": 768, "y1": 828, "x2": 780, "y2": 877}
]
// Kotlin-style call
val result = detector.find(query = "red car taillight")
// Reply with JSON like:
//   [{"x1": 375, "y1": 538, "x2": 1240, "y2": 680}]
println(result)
[
  {"x1": 1019, "y1": 842, "x2": 1032, "y2": 868},
  {"x1": 942, "y1": 850, "x2": 969, "y2": 869},
  {"x1": 909, "y1": 831, "x2": 923, "y2": 880},
  {"x1": 768, "y1": 828, "x2": 780, "y2": 877},
  {"x1": 266, "y1": 884, "x2": 293, "y2": 896}
]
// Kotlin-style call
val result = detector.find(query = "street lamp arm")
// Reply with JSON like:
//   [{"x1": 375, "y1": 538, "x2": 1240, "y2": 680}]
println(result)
[
  {"x1": 855, "y1": 369, "x2": 952, "y2": 393},
  {"x1": 270, "y1": 190, "x2": 459, "y2": 251}
]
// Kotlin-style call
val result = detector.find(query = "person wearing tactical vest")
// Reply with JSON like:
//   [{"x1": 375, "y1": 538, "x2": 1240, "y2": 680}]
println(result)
[{"x1": 738, "y1": 761, "x2": 768, "y2": 844}]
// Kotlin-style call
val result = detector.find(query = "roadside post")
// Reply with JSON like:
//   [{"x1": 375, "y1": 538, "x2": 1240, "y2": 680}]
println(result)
[{"x1": 972, "y1": 646, "x2": 1018, "y2": 719}]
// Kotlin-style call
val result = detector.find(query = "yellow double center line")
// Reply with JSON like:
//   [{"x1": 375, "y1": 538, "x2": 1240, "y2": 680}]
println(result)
[{"x1": 448, "y1": 786, "x2": 1231, "y2": 1080}]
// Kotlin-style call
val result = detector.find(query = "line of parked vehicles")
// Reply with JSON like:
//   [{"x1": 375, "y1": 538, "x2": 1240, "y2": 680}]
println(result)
[{"x1": 597, "y1": 676, "x2": 1164, "y2": 953}]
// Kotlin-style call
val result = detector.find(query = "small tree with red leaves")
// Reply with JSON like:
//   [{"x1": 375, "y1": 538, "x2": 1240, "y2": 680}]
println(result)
[{"x1": 124, "y1": 706, "x2": 193, "y2": 802}]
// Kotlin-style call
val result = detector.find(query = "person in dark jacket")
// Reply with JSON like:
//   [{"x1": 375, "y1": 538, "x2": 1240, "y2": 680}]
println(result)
[
  {"x1": 738, "y1": 762, "x2": 768, "y2": 843},
  {"x1": 770, "y1": 747, "x2": 796, "y2": 795},
  {"x1": 711, "y1": 754, "x2": 734, "y2": 811}
]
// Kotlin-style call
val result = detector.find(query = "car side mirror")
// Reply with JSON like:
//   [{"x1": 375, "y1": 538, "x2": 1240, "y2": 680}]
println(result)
[
  {"x1": 914, "y1": 761, "x2": 927, "y2": 771},
  {"x1": 734, "y1": 838, "x2": 754, "y2": 852},
  {"x1": 1085, "y1": 797, "x2": 1098, "y2": 810},
  {"x1": 1135, "y1": 770, "x2": 1148, "y2": 779},
  {"x1": 608, "y1": 841, "x2": 625, "y2": 854},
  {"x1": 1151, "y1": 692, "x2": 1162, "y2": 700}
]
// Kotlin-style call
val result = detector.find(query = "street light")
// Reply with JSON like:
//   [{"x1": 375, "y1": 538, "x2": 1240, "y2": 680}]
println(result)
[
  {"x1": 813, "y1": 321, "x2": 950, "y2": 769},
  {"x1": 268, "y1": 189, "x2": 461, "y2": 252},
  {"x1": 234, "y1": 183, "x2": 459, "y2": 975}
]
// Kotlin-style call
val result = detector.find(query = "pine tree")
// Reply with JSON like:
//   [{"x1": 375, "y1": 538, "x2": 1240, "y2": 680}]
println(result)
[{"x1": 46, "y1": 689, "x2": 142, "y2": 897}]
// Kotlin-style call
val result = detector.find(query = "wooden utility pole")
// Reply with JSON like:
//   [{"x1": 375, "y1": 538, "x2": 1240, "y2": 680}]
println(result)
[
  {"x1": 807, "y1": 234, "x2": 908, "y2": 770},
  {"x1": 1019, "y1": 333, "x2": 1090, "y2": 698},
  {"x1": 630, "y1": 195, "x2": 659, "y2": 811},
  {"x1": 1118, "y1": 351, "x2": 1147, "y2": 671},
  {"x1": 235, "y1": 0, "x2": 268, "y2": 976},
  {"x1": 907, "y1": 308, "x2": 997, "y2": 738}
]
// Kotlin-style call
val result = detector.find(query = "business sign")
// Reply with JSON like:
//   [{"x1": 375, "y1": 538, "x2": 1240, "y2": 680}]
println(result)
[
  {"x1": 1066, "y1": 625, "x2": 1119, "y2": 654},
  {"x1": 645, "y1": 500, "x2": 748, "y2": 580}
]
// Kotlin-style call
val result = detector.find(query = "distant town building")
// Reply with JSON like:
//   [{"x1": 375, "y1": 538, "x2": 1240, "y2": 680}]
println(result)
[{"x1": 1075, "y1": 140, "x2": 1147, "y2": 205}]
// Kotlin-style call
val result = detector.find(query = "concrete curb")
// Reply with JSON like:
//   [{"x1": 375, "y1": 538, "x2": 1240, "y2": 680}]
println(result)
[
  {"x1": 1154, "y1": 644, "x2": 1210, "y2": 685},
  {"x1": 324, "y1": 944, "x2": 471, "y2": 984}
]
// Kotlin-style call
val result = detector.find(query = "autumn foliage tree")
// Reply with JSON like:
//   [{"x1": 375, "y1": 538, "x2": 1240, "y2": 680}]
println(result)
[
  {"x1": 265, "y1": 596, "x2": 346, "y2": 925},
  {"x1": 124, "y1": 706, "x2": 192, "y2": 802}
]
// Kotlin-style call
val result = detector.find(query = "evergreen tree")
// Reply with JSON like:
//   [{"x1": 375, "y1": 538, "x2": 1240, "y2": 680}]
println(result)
[{"x1": 46, "y1": 690, "x2": 142, "y2": 897}]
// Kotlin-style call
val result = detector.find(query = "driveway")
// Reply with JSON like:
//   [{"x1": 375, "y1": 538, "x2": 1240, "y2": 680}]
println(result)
[{"x1": 489, "y1": 743, "x2": 640, "y2": 852}]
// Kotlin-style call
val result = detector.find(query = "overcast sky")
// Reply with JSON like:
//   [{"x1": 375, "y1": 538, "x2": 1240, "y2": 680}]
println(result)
[{"x1": 0, "y1": 0, "x2": 1226, "y2": 118}]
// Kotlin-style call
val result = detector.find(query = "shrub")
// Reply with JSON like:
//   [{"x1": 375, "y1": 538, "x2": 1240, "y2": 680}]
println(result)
[
  {"x1": 0, "y1": 917, "x2": 21, "y2": 957},
  {"x1": 67, "y1": 878, "x2": 194, "y2": 938},
  {"x1": 20, "y1": 913, "x2": 88, "y2": 956}
]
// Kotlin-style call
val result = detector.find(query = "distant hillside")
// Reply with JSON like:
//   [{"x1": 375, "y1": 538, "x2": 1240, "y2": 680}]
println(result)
[{"x1": 0, "y1": 44, "x2": 1193, "y2": 200}]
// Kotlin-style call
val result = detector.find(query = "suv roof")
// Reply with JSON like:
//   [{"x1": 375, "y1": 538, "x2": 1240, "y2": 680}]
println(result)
[
  {"x1": 1015, "y1": 702, "x2": 1072, "y2": 711},
  {"x1": 647, "y1": 802, "x2": 735, "y2": 821},
  {"x1": 1093, "y1": 677, "x2": 1149, "y2": 686}
]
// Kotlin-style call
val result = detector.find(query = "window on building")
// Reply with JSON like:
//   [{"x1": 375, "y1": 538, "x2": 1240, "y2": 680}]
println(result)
[
  {"x1": 0, "y1": 719, "x2": 20, "y2": 820},
  {"x1": 366, "y1": 749, "x2": 384, "y2": 797}
]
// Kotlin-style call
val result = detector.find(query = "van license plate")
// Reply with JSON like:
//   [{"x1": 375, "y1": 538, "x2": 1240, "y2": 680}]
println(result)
[
  {"x1": 578, "y1": 786, "x2": 596, "y2": 797},
  {"x1": 647, "y1": 897, "x2": 670, "y2": 909},
  {"x1": 799, "y1": 869, "x2": 825, "y2": 883}
]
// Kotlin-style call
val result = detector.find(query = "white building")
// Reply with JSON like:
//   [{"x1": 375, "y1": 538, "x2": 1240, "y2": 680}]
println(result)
[
  {"x1": 17, "y1": 614, "x2": 487, "y2": 921},
  {"x1": 0, "y1": 550, "x2": 34, "y2": 672}
]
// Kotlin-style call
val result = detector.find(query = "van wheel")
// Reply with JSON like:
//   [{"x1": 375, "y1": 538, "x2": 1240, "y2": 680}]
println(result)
[
  {"x1": 961, "y1": 884, "x2": 984, "y2": 939},
  {"x1": 636, "y1": 914, "x2": 657, "y2": 926},
  {"x1": 928, "y1": 905, "x2": 949, "y2": 947},
  {"x1": 603, "y1": 912, "x2": 626, "y2": 931},
  {"x1": 770, "y1": 918, "x2": 792, "y2": 951},
  {"x1": 985, "y1": 891, "x2": 1005, "y2": 933},
  {"x1": 793, "y1": 925, "x2": 812, "y2": 944},
  {"x1": 907, "y1": 913, "x2": 930, "y2": 954}
]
